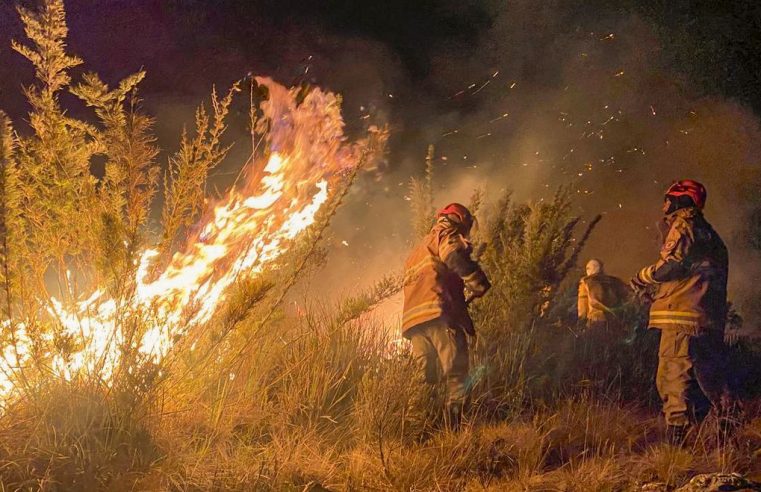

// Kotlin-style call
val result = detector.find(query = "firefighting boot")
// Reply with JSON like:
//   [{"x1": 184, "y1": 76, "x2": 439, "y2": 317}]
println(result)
[{"x1": 666, "y1": 425, "x2": 689, "y2": 447}]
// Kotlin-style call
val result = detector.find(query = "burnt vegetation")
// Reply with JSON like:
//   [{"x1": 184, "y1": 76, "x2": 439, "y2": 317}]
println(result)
[{"x1": 0, "y1": 1, "x2": 760, "y2": 491}]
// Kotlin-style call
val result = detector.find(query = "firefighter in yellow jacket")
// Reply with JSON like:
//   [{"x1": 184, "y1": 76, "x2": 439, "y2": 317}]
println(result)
[
  {"x1": 630, "y1": 179, "x2": 734, "y2": 444},
  {"x1": 576, "y1": 259, "x2": 630, "y2": 385},
  {"x1": 402, "y1": 203, "x2": 490, "y2": 427},
  {"x1": 578, "y1": 259, "x2": 629, "y2": 330}
]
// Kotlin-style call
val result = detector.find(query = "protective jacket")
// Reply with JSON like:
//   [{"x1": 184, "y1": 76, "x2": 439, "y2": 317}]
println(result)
[
  {"x1": 636, "y1": 207, "x2": 728, "y2": 333},
  {"x1": 402, "y1": 220, "x2": 490, "y2": 336},
  {"x1": 577, "y1": 273, "x2": 629, "y2": 323}
]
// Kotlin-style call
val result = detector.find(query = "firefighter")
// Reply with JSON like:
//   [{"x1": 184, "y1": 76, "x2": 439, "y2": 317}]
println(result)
[
  {"x1": 575, "y1": 259, "x2": 629, "y2": 386},
  {"x1": 577, "y1": 258, "x2": 629, "y2": 331},
  {"x1": 630, "y1": 179, "x2": 735, "y2": 444},
  {"x1": 402, "y1": 203, "x2": 490, "y2": 428}
]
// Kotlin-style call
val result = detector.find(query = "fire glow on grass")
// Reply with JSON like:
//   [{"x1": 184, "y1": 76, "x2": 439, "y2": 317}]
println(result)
[{"x1": 0, "y1": 78, "x2": 368, "y2": 404}]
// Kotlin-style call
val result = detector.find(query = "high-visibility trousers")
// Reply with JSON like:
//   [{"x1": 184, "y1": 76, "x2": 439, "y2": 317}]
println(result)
[
  {"x1": 656, "y1": 329, "x2": 732, "y2": 426},
  {"x1": 407, "y1": 318, "x2": 470, "y2": 405}
]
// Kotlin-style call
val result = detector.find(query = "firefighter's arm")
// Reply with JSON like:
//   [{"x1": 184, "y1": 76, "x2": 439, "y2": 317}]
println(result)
[
  {"x1": 577, "y1": 280, "x2": 589, "y2": 320},
  {"x1": 634, "y1": 222, "x2": 693, "y2": 287},
  {"x1": 439, "y1": 231, "x2": 491, "y2": 298}
]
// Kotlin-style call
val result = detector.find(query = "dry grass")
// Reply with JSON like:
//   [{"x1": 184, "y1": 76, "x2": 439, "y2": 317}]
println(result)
[{"x1": 637, "y1": 444, "x2": 696, "y2": 487}]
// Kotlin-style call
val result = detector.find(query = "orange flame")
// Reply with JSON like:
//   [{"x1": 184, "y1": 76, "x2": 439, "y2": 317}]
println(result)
[{"x1": 0, "y1": 78, "x2": 368, "y2": 404}]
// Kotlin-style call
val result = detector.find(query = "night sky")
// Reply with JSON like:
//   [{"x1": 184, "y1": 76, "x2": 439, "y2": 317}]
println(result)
[
  {"x1": 2, "y1": 1, "x2": 761, "y2": 128},
  {"x1": 2, "y1": 0, "x2": 761, "y2": 315}
]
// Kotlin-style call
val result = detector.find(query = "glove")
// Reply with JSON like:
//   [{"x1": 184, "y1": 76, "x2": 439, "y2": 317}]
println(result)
[
  {"x1": 629, "y1": 276, "x2": 648, "y2": 293},
  {"x1": 464, "y1": 269, "x2": 490, "y2": 299},
  {"x1": 629, "y1": 276, "x2": 654, "y2": 302}
]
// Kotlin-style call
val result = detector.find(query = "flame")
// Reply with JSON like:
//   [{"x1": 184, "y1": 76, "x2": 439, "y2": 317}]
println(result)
[{"x1": 0, "y1": 78, "x2": 366, "y2": 406}]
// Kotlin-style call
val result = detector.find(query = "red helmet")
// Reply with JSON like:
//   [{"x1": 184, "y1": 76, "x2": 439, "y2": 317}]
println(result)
[
  {"x1": 437, "y1": 203, "x2": 474, "y2": 231},
  {"x1": 665, "y1": 179, "x2": 707, "y2": 209}
]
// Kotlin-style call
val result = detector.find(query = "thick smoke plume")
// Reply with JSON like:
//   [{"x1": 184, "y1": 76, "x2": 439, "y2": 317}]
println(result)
[{"x1": 322, "y1": 5, "x2": 761, "y2": 332}]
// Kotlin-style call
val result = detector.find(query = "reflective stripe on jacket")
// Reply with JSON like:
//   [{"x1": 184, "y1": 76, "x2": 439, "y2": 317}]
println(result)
[
  {"x1": 637, "y1": 207, "x2": 728, "y2": 333},
  {"x1": 402, "y1": 221, "x2": 489, "y2": 336}
]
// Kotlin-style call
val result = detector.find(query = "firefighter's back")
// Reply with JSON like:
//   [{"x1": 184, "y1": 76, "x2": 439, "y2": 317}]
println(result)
[{"x1": 402, "y1": 230, "x2": 443, "y2": 335}]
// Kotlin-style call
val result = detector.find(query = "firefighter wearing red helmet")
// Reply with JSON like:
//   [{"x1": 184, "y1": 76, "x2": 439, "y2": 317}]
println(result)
[
  {"x1": 402, "y1": 203, "x2": 490, "y2": 428},
  {"x1": 630, "y1": 179, "x2": 735, "y2": 444}
]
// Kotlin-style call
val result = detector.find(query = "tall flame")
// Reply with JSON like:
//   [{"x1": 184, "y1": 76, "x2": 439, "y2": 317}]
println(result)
[{"x1": 0, "y1": 78, "x2": 367, "y2": 405}]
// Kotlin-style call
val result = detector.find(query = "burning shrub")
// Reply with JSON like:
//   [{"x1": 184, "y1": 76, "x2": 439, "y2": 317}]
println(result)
[{"x1": 0, "y1": 0, "x2": 388, "y2": 487}]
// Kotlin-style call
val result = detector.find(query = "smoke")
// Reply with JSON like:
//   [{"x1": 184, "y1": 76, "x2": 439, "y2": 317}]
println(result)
[
  {"x1": 316, "y1": 3, "x2": 761, "y2": 330},
  {"x1": 2, "y1": 1, "x2": 760, "y2": 328}
]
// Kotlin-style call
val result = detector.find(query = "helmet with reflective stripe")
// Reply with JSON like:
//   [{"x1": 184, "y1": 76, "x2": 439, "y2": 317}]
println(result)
[
  {"x1": 665, "y1": 179, "x2": 707, "y2": 210},
  {"x1": 437, "y1": 203, "x2": 474, "y2": 231}
]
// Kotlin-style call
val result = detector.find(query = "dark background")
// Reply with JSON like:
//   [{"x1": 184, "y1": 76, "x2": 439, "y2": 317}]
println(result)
[{"x1": 3, "y1": 1, "x2": 761, "y2": 114}]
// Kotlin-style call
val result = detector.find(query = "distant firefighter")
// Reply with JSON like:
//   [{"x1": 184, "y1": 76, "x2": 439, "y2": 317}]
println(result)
[
  {"x1": 402, "y1": 203, "x2": 490, "y2": 428},
  {"x1": 577, "y1": 259, "x2": 629, "y2": 330},
  {"x1": 630, "y1": 179, "x2": 735, "y2": 444}
]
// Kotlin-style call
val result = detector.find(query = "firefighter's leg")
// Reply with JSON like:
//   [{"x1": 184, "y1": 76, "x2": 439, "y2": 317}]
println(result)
[
  {"x1": 428, "y1": 322, "x2": 470, "y2": 429},
  {"x1": 408, "y1": 323, "x2": 440, "y2": 385},
  {"x1": 583, "y1": 321, "x2": 611, "y2": 387},
  {"x1": 656, "y1": 330, "x2": 697, "y2": 435}
]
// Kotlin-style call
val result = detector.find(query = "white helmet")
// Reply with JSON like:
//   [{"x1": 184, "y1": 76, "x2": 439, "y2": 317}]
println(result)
[{"x1": 585, "y1": 259, "x2": 603, "y2": 276}]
